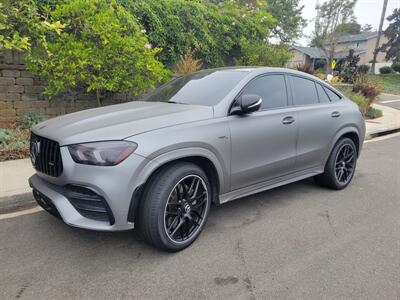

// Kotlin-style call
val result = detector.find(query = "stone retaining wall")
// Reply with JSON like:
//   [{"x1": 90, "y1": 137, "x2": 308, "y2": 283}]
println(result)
[{"x1": 0, "y1": 50, "x2": 130, "y2": 128}]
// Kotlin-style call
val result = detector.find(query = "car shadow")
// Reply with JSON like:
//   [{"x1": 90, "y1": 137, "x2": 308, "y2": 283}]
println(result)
[{"x1": 10, "y1": 177, "x2": 331, "y2": 259}]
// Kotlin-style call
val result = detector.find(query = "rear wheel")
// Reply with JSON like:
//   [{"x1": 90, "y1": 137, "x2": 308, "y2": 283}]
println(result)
[
  {"x1": 314, "y1": 137, "x2": 357, "y2": 190},
  {"x1": 137, "y1": 162, "x2": 211, "y2": 252}
]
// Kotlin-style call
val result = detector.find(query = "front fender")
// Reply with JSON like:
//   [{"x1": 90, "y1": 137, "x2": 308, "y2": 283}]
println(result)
[{"x1": 133, "y1": 146, "x2": 228, "y2": 195}]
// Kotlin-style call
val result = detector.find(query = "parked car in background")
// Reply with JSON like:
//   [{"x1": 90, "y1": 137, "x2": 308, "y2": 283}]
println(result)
[{"x1": 29, "y1": 67, "x2": 365, "y2": 251}]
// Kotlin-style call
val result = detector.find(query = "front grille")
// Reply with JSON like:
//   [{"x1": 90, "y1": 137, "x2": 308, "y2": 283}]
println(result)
[
  {"x1": 30, "y1": 132, "x2": 63, "y2": 177},
  {"x1": 63, "y1": 185, "x2": 115, "y2": 225}
]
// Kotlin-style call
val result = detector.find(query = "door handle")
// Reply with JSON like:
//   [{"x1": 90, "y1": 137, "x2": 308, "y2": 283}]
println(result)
[
  {"x1": 282, "y1": 116, "x2": 295, "y2": 125},
  {"x1": 331, "y1": 111, "x2": 341, "y2": 118}
]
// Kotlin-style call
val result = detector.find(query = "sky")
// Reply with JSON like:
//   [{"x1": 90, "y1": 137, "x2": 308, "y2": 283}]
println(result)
[{"x1": 297, "y1": 0, "x2": 400, "y2": 46}]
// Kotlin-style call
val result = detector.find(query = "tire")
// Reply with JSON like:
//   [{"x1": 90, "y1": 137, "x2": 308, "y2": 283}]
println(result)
[
  {"x1": 314, "y1": 137, "x2": 357, "y2": 190},
  {"x1": 137, "y1": 162, "x2": 212, "y2": 252}
]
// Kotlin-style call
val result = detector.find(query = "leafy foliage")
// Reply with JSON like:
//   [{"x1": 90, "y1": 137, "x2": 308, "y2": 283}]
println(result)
[
  {"x1": 357, "y1": 64, "x2": 370, "y2": 75},
  {"x1": 353, "y1": 81, "x2": 381, "y2": 105},
  {"x1": 334, "y1": 21, "x2": 361, "y2": 35},
  {"x1": 175, "y1": 49, "x2": 203, "y2": 76},
  {"x1": 339, "y1": 49, "x2": 360, "y2": 83},
  {"x1": 392, "y1": 63, "x2": 400, "y2": 73},
  {"x1": 379, "y1": 66, "x2": 392, "y2": 74},
  {"x1": 18, "y1": 113, "x2": 46, "y2": 129},
  {"x1": 125, "y1": 0, "x2": 285, "y2": 68},
  {"x1": 380, "y1": 8, "x2": 400, "y2": 63},
  {"x1": 265, "y1": 0, "x2": 307, "y2": 43},
  {"x1": 16, "y1": 0, "x2": 170, "y2": 104},
  {"x1": 344, "y1": 91, "x2": 369, "y2": 116},
  {"x1": 366, "y1": 106, "x2": 382, "y2": 119},
  {"x1": 234, "y1": 38, "x2": 291, "y2": 67},
  {"x1": 0, "y1": 0, "x2": 43, "y2": 51},
  {"x1": 311, "y1": 0, "x2": 357, "y2": 72}
]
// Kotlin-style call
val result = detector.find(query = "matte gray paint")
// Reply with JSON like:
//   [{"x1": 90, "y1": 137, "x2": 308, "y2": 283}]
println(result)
[{"x1": 29, "y1": 67, "x2": 365, "y2": 231}]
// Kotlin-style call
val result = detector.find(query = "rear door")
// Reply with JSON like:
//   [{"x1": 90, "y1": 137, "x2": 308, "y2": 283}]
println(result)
[
  {"x1": 229, "y1": 74, "x2": 298, "y2": 190},
  {"x1": 289, "y1": 75, "x2": 344, "y2": 171}
]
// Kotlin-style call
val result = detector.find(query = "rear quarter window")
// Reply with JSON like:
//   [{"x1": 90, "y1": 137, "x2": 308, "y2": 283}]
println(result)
[{"x1": 323, "y1": 86, "x2": 342, "y2": 102}]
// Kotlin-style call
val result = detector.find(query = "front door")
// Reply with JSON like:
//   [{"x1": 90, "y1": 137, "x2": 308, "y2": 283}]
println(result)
[{"x1": 229, "y1": 74, "x2": 298, "y2": 191}]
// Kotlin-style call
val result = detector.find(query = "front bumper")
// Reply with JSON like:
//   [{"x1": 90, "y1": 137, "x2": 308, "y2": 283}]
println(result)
[{"x1": 29, "y1": 147, "x2": 154, "y2": 231}]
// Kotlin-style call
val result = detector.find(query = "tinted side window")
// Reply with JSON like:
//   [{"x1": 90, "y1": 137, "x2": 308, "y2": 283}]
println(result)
[
  {"x1": 316, "y1": 83, "x2": 331, "y2": 103},
  {"x1": 291, "y1": 76, "x2": 318, "y2": 105},
  {"x1": 241, "y1": 75, "x2": 287, "y2": 109},
  {"x1": 323, "y1": 87, "x2": 342, "y2": 102}
]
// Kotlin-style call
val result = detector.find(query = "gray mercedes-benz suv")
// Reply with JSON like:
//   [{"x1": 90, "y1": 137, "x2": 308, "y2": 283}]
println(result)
[{"x1": 29, "y1": 67, "x2": 365, "y2": 251}]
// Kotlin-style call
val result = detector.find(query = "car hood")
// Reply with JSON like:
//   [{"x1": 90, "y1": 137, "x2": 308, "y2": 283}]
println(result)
[{"x1": 32, "y1": 101, "x2": 214, "y2": 146}]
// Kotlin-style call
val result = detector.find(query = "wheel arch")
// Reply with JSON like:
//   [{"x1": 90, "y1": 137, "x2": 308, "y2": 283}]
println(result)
[
  {"x1": 127, "y1": 149, "x2": 226, "y2": 223},
  {"x1": 324, "y1": 126, "x2": 361, "y2": 167}
]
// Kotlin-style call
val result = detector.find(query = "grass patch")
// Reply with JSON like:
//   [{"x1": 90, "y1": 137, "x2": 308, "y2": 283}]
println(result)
[{"x1": 367, "y1": 74, "x2": 400, "y2": 95}]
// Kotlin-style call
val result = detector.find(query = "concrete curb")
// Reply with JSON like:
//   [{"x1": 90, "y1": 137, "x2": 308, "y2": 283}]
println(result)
[
  {"x1": 0, "y1": 192, "x2": 37, "y2": 214},
  {"x1": 365, "y1": 127, "x2": 400, "y2": 140}
]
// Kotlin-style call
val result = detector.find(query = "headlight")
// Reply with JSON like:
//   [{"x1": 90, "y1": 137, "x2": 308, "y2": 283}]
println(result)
[{"x1": 68, "y1": 141, "x2": 137, "y2": 166}]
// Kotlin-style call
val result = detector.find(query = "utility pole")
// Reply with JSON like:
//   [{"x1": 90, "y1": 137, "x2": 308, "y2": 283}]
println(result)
[{"x1": 371, "y1": 0, "x2": 388, "y2": 74}]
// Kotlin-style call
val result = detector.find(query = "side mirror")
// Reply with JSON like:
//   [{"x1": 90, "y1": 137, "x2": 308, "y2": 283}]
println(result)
[{"x1": 231, "y1": 94, "x2": 262, "y2": 115}]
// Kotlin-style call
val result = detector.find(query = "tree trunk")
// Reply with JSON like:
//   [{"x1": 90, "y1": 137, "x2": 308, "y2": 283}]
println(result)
[
  {"x1": 371, "y1": 0, "x2": 388, "y2": 74},
  {"x1": 96, "y1": 89, "x2": 102, "y2": 107}
]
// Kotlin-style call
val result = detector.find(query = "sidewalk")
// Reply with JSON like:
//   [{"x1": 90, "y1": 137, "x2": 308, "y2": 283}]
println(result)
[
  {"x1": 0, "y1": 158, "x2": 36, "y2": 213},
  {"x1": 1, "y1": 103, "x2": 400, "y2": 212},
  {"x1": 365, "y1": 103, "x2": 400, "y2": 139}
]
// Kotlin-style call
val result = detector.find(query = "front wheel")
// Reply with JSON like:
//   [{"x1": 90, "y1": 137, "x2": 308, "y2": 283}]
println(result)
[
  {"x1": 314, "y1": 137, "x2": 358, "y2": 190},
  {"x1": 137, "y1": 162, "x2": 211, "y2": 252}
]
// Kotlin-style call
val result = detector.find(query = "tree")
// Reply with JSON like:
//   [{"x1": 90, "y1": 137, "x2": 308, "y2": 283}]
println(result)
[
  {"x1": 311, "y1": 0, "x2": 357, "y2": 73},
  {"x1": 234, "y1": 38, "x2": 291, "y2": 67},
  {"x1": 371, "y1": 0, "x2": 388, "y2": 73},
  {"x1": 26, "y1": 0, "x2": 169, "y2": 105},
  {"x1": 361, "y1": 24, "x2": 373, "y2": 32},
  {"x1": 379, "y1": 8, "x2": 400, "y2": 63},
  {"x1": 265, "y1": 0, "x2": 307, "y2": 43},
  {"x1": 126, "y1": 0, "x2": 291, "y2": 68},
  {"x1": 334, "y1": 21, "x2": 361, "y2": 35},
  {"x1": 0, "y1": 0, "x2": 43, "y2": 51},
  {"x1": 339, "y1": 49, "x2": 360, "y2": 83}
]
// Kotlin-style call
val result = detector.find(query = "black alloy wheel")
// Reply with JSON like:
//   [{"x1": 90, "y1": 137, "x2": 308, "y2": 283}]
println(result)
[
  {"x1": 334, "y1": 143, "x2": 356, "y2": 184},
  {"x1": 164, "y1": 175, "x2": 208, "y2": 243}
]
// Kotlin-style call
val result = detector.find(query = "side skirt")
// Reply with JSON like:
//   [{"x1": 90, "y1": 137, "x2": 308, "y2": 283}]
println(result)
[{"x1": 218, "y1": 167, "x2": 323, "y2": 204}]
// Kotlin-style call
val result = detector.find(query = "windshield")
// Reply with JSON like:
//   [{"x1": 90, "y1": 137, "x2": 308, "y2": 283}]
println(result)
[{"x1": 143, "y1": 69, "x2": 249, "y2": 106}]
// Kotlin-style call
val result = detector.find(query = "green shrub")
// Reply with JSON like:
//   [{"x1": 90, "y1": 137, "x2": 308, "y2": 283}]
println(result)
[
  {"x1": 379, "y1": 66, "x2": 392, "y2": 74},
  {"x1": 234, "y1": 38, "x2": 291, "y2": 67},
  {"x1": 353, "y1": 81, "x2": 381, "y2": 104},
  {"x1": 344, "y1": 91, "x2": 369, "y2": 116},
  {"x1": 124, "y1": 0, "x2": 284, "y2": 68},
  {"x1": 25, "y1": 0, "x2": 170, "y2": 105},
  {"x1": 175, "y1": 49, "x2": 203, "y2": 76},
  {"x1": 0, "y1": 129, "x2": 13, "y2": 145},
  {"x1": 366, "y1": 107, "x2": 383, "y2": 119},
  {"x1": 392, "y1": 63, "x2": 400, "y2": 73},
  {"x1": 18, "y1": 113, "x2": 46, "y2": 129},
  {"x1": 357, "y1": 64, "x2": 370, "y2": 75}
]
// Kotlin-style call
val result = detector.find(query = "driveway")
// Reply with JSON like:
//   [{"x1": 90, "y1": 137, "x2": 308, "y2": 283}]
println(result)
[{"x1": 0, "y1": 134, "x2": 399, "y2": 299}]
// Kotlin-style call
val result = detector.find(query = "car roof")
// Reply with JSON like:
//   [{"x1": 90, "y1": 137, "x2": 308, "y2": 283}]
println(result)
[{"x1": 202, "y1": 66, "x2": 320, "y2": 79}]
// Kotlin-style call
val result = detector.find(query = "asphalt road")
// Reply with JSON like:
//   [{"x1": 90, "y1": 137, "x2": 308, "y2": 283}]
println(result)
[
  {"x1": 377, "y1": 94, "x2": 400, "y2": 110},
  {"x1": 1, "y1": 135, "x2": 399, "y2": 299}
]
